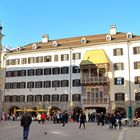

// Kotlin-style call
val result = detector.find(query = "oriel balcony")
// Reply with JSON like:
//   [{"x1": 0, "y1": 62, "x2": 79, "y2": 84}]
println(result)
[{"x1": 81, "y1": 76, "x2": 109, "y2": 85}]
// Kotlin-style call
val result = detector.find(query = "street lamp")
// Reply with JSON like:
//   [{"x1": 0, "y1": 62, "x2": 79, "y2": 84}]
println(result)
[{"x1": 127, "y1": 41, "x2": 132, "y2": 119}]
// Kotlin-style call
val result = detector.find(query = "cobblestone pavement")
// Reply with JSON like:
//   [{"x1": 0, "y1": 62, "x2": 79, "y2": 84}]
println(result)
[{"x1": 0, "y1": 121, "x2": 140, "y2": 140}]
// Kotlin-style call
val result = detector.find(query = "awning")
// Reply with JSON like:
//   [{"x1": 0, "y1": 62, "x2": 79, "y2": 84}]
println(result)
[
  {"x1": 80, "y1": 49, "x2": 109, "y2": 65},
  {"x1": 14, "y1": 108, "x2": 47, "y2": 113}
]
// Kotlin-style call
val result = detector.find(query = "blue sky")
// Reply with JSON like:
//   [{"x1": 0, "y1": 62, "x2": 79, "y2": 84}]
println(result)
[{"x1": 0, "y1": 0, "x2": 140, "y2": 48}]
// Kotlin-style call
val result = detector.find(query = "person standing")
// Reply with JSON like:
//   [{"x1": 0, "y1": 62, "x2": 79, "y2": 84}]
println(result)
[
  {"x1": 21, "y1": 112, "x2": 32, "y2": 140},
  {"x1": 79, "y1": 112, "x2": 86, "y2": 129},
  {"x1": 101, "y1": 112, "x2": 105, "y2": 126},
  {"x1": 41, "y1": 112, "x2": 46, "y2": 124},
  {"x1": 37, "y1": 113, "x2": 41, "y2": 124}
]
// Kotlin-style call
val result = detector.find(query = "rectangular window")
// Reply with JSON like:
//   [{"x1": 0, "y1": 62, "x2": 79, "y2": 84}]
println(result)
[
  {"x1": 44, "y1": 56, "x2": 51, "y2": 62},
  {"x1": 15, "y1": 59, "x2": 20, "y2": 65},
  {"x1": 35, "y1": 95, "x2": 42, "y2": 102},
  {"x1": 60, "y1": 94, "x2": 68, "y2": 102},
  {"x1": 6, "y1": 60, "x2": 10, "y2": 66},
  {"x1": 61, "y1": 67, "x2": 69, "y2": 74},
  {"x1": 6, "y1": 71, "x2": 12, "y2": 77},
  {"x1": 134, "y1": 61, "x2": 140, "y2": 69},
  {"x1": 114, "y1": 63, "x2": 124, "y2": 70},
  {"x1": 35, "y1": 81, "x2": 42, "y2": 88},
  {"x1": 72, "y1": 53, "x2": 81, "y2": 60},
  {"x1": 16, "y1": 96, "x2": 20, "y2": 102},
  {"x1": 13, "y1": 71, "x2": 18, "y2": 77},
  {"x1": 52, "y1": 94, "x2": 59, "y2": 102},
  {"x1": 27, "y1": 82, "x2": 34, "y2": 88},
  {"x1": 72, "y1": 94, "x2": 81, "y2": 101},
  {"x1": 27, "y1": 95, "x2": 34, "y2": 102},
  {"x1": 52, "y1": 81, "x2": 60, "y2": 87},
  {"x1": 52, "y1": 67, "x2": 60, "y2": 74},
  {"x1": 5, "y1": 83, "x2": 11, "y2": 89},
  {"x1": 9, "y1": 59, "x2": 20, "y2": 65},
  {"x1": 36, "y1": 69, "x2": 43, "y2": 75},
  {"x1": 73, "y1": 66, "x2": 80, "y2": 73},
  {"x1": 20, "y1": 95, "x2": 25, "y2": 102},
  {"x1": 114, "y1": 77, "x2": 124, "y2": 85},
  {"x1": 9, "y1": 96, "x2": 13, "y2": 102},
  {"x1": 43, "y1": 95, "x2": 50, "y2": 102},
  {"x1": 12, "y1": 82, "x2": 19, "y2": 89},
  {"x1": 19, "y1": 82, "x2": 26, "y2": 88},
  {"x1": 134, "y1": 76, "x2": 140, "y2": 84},
  {"x1": 13, "y1": 95, "x2": 17, "y2": 102},
  {"x1": 61, "y1": 80, "x2": 69, "y2": 87},
  {"x1": 61, "y1": 54, "x2": 69, "y2": 61},
  {"x1": 115, "y1": 93, "x2": 125, "y2": 101},
  {"x1": 133, "y1": 47, "x2": 140, "y2": 54},
  {"x1": 21, "y1": 58, "x2": 27, "y2": 64},
  {"x1": 28, "y1": 69, "x2": 34, "y2": 76},
  {"x1": 36, "y1": 56, "x2": 43, "y2": 63},
  {"x1": 54, "y1": 55, "x2": 59, "y2": 62},
  {"x1": 19, "y1": 70, "x2": 26, "y2": 76},
  {"x1": 5, "y1": 96, "x2": 10, "y2": 102},
  {"x1": 113, "y1": 48, "x2": 123, "y2": 56},
  {"x1": 28, "y1": 57, "x2": 35, "y2": 64},
  {"x1": 72, "y1": 79, "x2": 81, "y2": 86},
  {"x1": 10, "y1": 59, "x2": 16, "y2": 65},
  {"x1": 44, "y1": 68, "x2": 51, "y2": 75},
  {"x1": 44, "y1": 81, "x2": 51, "y2": 88}
]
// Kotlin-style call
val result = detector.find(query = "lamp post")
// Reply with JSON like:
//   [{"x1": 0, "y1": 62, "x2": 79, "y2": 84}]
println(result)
[{"x1": 127, "y1": 41, "x2": 132, "y2": 119}]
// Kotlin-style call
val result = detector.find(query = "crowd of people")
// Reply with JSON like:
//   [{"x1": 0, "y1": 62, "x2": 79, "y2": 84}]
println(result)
[{"x1": 1, "y1": 110, "x2": 140, "y2": 129}]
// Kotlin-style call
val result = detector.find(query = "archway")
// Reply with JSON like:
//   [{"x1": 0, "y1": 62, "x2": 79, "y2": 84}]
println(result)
[
  {"x1": 85, "y1": 107, "x2": 106, "y2": 114},
  {"x1": 134, "y1": 108, "x2": 140, "y2": 118},
  {"x1": 72, "y1": 106, "x2": 82, "y2": 121},
  {"x1": 115, "y1": 107, "x2": 126, "y2": 118},
  {"x1": 48, "y1": 106, "x2": 61, "y2": 116},
  {"x1": 9, "y1": 106, "x2": 20, "y2": 115}
]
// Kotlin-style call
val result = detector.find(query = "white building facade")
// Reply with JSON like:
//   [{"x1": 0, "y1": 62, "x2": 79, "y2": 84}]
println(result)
[{"x1": 3, "y1": 26, "x2": 140, "y2": 117}]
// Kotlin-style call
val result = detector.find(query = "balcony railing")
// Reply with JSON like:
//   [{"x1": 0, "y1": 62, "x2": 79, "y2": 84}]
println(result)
[
  {"x1": 83, "y1": 98, "x2": 110, "y2": 104},
  {"x1": 81, "y1": 76, "x2": 109, "y2": 84}
]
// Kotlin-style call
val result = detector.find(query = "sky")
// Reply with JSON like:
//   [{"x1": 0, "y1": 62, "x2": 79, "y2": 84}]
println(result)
[{"x1": 0, "y1": 0, "x2": 140, "y2": 48}]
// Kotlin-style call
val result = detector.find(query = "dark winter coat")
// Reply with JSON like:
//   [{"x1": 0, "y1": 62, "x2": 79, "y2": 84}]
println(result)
[
  {"x1": 21, "y1": 112, "x2": 32, "y2": 127},
  {"x1": 80, "y1": 113, "x2": 86, "y2": 123}
]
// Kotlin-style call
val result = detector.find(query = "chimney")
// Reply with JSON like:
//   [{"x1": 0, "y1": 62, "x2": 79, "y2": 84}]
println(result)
[
  {"x1": 42, "y1": 34, "x2": 49, "y2": 43},
  {"x1": 109, "y1": 25, "x2": 117, "y2": 35}
]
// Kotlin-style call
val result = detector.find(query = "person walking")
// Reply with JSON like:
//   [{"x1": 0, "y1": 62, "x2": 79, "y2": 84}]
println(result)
[
  {"x1": 79, "y1": 112, "x2": 86, "y2": 129},
  {"x1": 61, "y1": 112, "x2": 66, "y2": 126},
  {"x1": 21, "y1": 112, "x2": 32, "y2": 140}
]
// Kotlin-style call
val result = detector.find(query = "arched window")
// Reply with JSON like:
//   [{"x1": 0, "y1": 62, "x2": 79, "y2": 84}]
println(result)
[
  {"x1": 99, "y1": 68, "x2": 106, "y2": 76},
  {"x1": 115, "y1": 93, "x2": 125, "y2": 101}
]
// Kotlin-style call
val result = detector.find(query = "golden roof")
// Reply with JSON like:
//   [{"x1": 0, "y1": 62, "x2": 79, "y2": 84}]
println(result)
[{"x1": 80, "y1": 49, "x2": 108, "y2": 65}]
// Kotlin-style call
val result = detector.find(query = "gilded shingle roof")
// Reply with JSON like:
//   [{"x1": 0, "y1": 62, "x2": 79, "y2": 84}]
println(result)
[{"x1": 10, "y1": 32, "x2": 140, "y2": 53}]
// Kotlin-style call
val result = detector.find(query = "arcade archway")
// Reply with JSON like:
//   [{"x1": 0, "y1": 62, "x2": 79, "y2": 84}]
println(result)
[
  {"x1": 72, "y1": 106, "x2": 82, "y2": 121},
  {"x1": 48, "y1": 106, "x2": 61, "y2": 116},
  {"x1": 114, "y1": 107, "x2": 126, "y2": 118}
]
